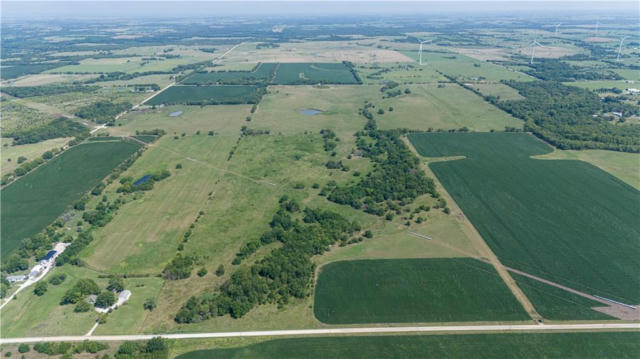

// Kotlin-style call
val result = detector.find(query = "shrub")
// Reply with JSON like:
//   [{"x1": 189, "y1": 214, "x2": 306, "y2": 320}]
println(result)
[
  {"x1": 215, "y1": 264, "x2": 225, "y2": 277},
  {"x1": 197, "y1": 267, "x2": 208, "y2": 277},
  {"x1": 74, "y1": 301, "x2": 92, "y2": 312},
  {"x1": 106, "y1": 277, "x2": 124, "y2": 292},
  {"x1": 143, "y1": 297, "x2": 156, "y2": 311},
  {"x1": 33, "y1": 282, "x2": 48, "y2": 296},
  {"x1": 17, "y1": 344, "x2": 29, "y2": 353},
  {"x1": 95, "y1": 291, "x2": 116, "y2": 308}
]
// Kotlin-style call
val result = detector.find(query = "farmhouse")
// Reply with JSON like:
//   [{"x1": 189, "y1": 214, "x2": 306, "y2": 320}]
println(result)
[{"x1": 7, "y1": 275, "x2": 27, "y2": 283}]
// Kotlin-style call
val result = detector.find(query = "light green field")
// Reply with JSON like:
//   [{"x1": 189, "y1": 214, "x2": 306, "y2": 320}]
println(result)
[
  {"x1": 614, "y1": 69, "x2": 640, "y2": 81},
  {"x1": 98, "y1": 74, "x2": 174, "y2": 88},
  {"x1": 82, "y1": 134, "x2": 237, "y2": 274},
  {"x1": 401, "y1": 50, "x2": 533, "y2": 82},
  {"x1": 534, "y1": 149, "x2": 640, "y2": 189},
  {"x1": 468, "y1": 83, "x2": 525, "y2": 101},
  {"x1": 0, "y1": 99, "x2": 52, "y2": 132},
  {"x1": 0, "y1": 137, "x2": 71, "y2": 176},
  {"x1": 112, "y1": 104, "x2": 253, "y2": 136},
  {"x1": 564, "y1": 80, "x2": 635, "y2": 91},
  {"x1": 46, "y1": 56, "x2": 205, "y2": 74},
  {"x1": 375, "y1": 83, "x2": 522, "y2": 131}
]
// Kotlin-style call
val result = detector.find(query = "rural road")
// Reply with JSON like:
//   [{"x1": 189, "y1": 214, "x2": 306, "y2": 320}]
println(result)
[{"x1": 2, "y1": 323, "x2": 638, "y2": 344}]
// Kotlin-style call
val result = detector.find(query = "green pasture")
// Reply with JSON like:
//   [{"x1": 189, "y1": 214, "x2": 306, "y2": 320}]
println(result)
[
  {"x1": 408, "y1": 132, "x2": 640, "y2": 303},
  {"x1": 273, "y1": 63, "x2": 359, "y2": 84},
  {"x1": 468, "y1": 82, "x2": 525, "y2": 101},
  {"x1": 181, "y1": 63, "x2": 277, "y2": 85}
]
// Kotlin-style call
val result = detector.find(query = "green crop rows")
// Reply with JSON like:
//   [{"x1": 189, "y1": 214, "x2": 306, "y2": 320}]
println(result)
[
  {"x1": 146, "y1": 85, "x2": 264, "y2": 105},
  {"x1": 181, "y1": 63, "x2": 278, "y2": 85},
  {"x1": 175, "y1": 332, "x2": 640, "y2": 359},
  {"x1": 408, "y1": 132, "x2": 640, "y2": 303},
  {"x1": 1, "y1": 140, "x2": 141, "y2": 259},
  {"x1": 313, "y1": 258, "x2": 529, "y2": 324}
]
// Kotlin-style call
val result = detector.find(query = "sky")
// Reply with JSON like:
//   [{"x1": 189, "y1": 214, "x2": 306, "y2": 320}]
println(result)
[{"x1": 2, "y1": 1, "x2": 638, "y2": 19}]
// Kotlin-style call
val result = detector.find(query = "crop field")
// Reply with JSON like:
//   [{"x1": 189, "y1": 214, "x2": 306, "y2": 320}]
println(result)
[
  {"x1": 401, "y1": 50, "x2": 533, "y2": 82},
  {"x1": 512, "y1": 273, "x2": 614, "y2": 321},
  {"x1": 145, "y1": 85, "x2": 263, "y2": 105},
  {"x1": 408, "y1": 132, "x2": 640, "y2": 303},
  {"x1": 181, "y1": 63, "x2": 278, "y2": 85},
  {"x1": 273, "y1": 63, "x2": 359, "y2": 84},
  {"x1": 45, "y1": 55, "x2": 208, "y2": 74},
  {"x1": 314, "y1": 258, "x2": 528, "y2": 324},
  {"x1": 174, "y1": 332, "x2": 640, "y2": 359},
  {"x1": 0, "y1": 140, "x2": 141, "y2": 260},
  {"x1": 375, "y1": 83, "x2": 522, "y2": 131}
]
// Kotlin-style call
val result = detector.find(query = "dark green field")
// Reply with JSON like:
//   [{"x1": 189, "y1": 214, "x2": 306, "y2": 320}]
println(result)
[
  {"x1": 408, "y1": 132, "x2": 640, "y2": 303},
  {"x1": 512, "y1": 273, "x2": 614, "y2": 321},
  {"x1": 0, "y1": 140, "x2": 141, "y2": 259},
  {"x1": 313, "y1": 258, "x2": 528, "y2": 324},
  {"x1": 175, "y1": 332, "x2": 640, "y2": 359},
  {"x1": 181, "y1": 63, "x2": 277, "y2": 85},
  {"x1": 146, "y1": 85, "x2": 263, "y2": 105},
  {"x1": 273, "y1": 63, "x2": 359, "y2": 84}
]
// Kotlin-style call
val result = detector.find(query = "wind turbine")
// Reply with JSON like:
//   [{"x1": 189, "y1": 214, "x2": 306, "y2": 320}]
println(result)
[
  {"x1": 616, "y1": 36, "x2": 628, "y2": 61},
  {"x1": 528, "y1": 40, "x2": 544, "y2": 64},
  {"x1": 419, "y1": 40, "x2": 432, "y2": 65},
  {"x1": 554, "y1": 23, "x2": 561, "y2": 34},
  {"x1": 595, "y1": 21, "x2": 600, "y2": 35}
]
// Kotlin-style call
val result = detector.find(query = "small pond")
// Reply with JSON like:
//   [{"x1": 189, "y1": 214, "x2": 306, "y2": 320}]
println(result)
[
  {"x1": 299, "y1": 108, "x2": 323, "y2": 116},
  {"x1": 169, "y1": 111, "x2": 183, "y2": 117},
  {"x1": 133, "y1": 174, "x2": 151, "y2": 186}
]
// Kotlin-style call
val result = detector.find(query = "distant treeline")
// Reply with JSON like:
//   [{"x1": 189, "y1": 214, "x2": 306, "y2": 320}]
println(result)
[
  {"x1": 75, "y1": 101, "x2": 132, "y2": 124},
  {"x1": 6, "y1": 117, "x2": 89, "y2": 145},
  {"x1": 524, "y1": 59, "x2": 623, "y2": 82},
  {"x1": 1, "y1": 85, "x2": 99, "y2": 98}
]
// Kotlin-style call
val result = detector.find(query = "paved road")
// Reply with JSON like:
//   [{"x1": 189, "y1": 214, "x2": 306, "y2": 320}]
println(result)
[{"x1": 2, "y1": 323, "x2": 638, "y2": 344}]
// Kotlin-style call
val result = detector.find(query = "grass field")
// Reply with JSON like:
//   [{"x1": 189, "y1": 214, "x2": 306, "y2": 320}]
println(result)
[
  {"x1": 272, "y1": 63, "x2": 359, "y2": 84},
  {"x1": 1, "y1": 137, "x2": 71, "y2": 176},
  {"x1": 314, "y1": 258, "x2": 529, "y2": 324},
  {"x1": 564, "y1": 80, "x2": 635, "y2": 91},
  {"x1": 46, "y1": 55, "x2": 206, "y2": 74},
  {"x1": 357, "y1": 63, "x2": 446, "y2": 84},
  {"x1": 0, "y1": 100, "x2": 52, "y2": 132},
  {"x1": 174, "y1": 332, "x2": 640, "y2": 359},
  {"x1": 408, "y1": 132, "x2": 640, "y2": 303},
  {"x1": 145, "y1": 85, "x2": 262, "y2": 105},
  {"x1": 512, "y1": 273, "x2": 615, "y2": 321},
  {"x1": 468, "y1": 83, "x2": 525, "y2": 101},
  {"x1": 375, "y1": 83, "x2": 522, "y2": 131},
  {"x1": 0, "y1": 140, "x2": 141, "y2": 260},
  {"x1": 401, "y1": 50, "x2": 533, "y2": 82}
]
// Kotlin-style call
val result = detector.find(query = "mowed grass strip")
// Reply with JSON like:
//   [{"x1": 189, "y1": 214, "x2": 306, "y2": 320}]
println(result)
[
  {"x1": 146, "y1": 85, "x2": 262, "y2": 105},
  {"x1": 408, "y1": 132, "x2": 640, "y2": 303},
  {"x1": 174, "y1": 332, "x2": 640, "y2": 359},
  {"x1": 314, "y1": 258, "x2": 529, "y2": 324},
  {"x1": 0, "y1": 140, "x2": 141, "y2": 260}
]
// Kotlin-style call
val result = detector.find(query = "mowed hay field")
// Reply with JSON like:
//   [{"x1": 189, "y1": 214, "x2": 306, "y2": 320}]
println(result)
[
  {"x1": 402, "y1": 50, "x2": 533, "y2": 82},
  {"x1": 146, "y1": 85, "x2": 263, "y2": 105},
  {"x1": 408, "y1": 132, "x2": 640, "y2": 303},
  {"x1": 174, "y1": 332, "x2": 640, "y2": 359},
  {"x1": 314, "y1": 258, "x2": 529, "y2": 324},
  {"x1": 375, "y1": 83, "x2": 522, "y2": 131},
  {"x1": 0, "y1": 140, "x2": 141, "y2": 260}
]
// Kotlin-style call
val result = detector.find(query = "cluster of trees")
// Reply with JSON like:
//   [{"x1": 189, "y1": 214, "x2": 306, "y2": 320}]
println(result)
[
  {"x1": 28, "y1": 340, "x2": 108, "y2": 356},
  {"x1": 84, "y1": 71, "x2": 171, "y2": 84},
  {"x1": 241, "y1": 126, "x2": 270, "y2": 136},
  {"x1": 1, "y1": 275, "x2": 10, "y2": 298},
  {"x1": 499, "y1": 81, "x2": 640, "y2": 152},
  {"x1": 7, "y1": 117, "x2": 89, "y2": 145},
  {"x1": 175, "y1": 201, "x2": 361, "y2": 322},
  {"x1": 524, "y1": 59, "x2": 622, "y2": 81},
  {"x1": 115, "y1": 337, "x2": 168, "y2": 359},
  {"x1": 163, "y1": 253, "x2": 194, "y2": 280},
  {"x1": 326, "y1": 117, "x2": 438, "y2": 216},
  {"x1": 75, "y1": 101, "x2": 132, "y2": 124},
  {"x1": 117, "y1": 169, "x2": 171, "y2": 193},
  {"x1": 320, "y1": 129, "x2": 339, "y2": 152},
  {"x1": 1, "y1": 84, "x2": 99, "y2": 98},
  {"x1": 343, "y1": 61, "x2": 363, "y2": 84},
  {"x1": 60, "y1": 278, "x2": 100, "y2": 305}
]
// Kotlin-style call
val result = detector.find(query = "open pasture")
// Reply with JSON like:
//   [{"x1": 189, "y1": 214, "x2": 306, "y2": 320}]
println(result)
[
  {"x1": 314, "y1": 258, "x2": 528, "y2": 324},
  {"x1": 467, "y1": 83, "x2": 525, "y2": 101},
  {"x1": 0, "y1": 137, "x2": 72, "y2": 176},
  {"x1": 401, "y1": 50, "x2": 533, "y2": 82},
  {"x1": 174, "y1": 332, "x2": 640, "y2": 359},
  {"x1": 375, "y1": 83, "x2": 522, "y2": 131},
  {"x1": 1, "y1": 140, "x2": 141, "y2": 260},
  {"x1": 145, "y1": 85, "x2": 263, "y2": 105},
  {"x1": 408, "y1": 132, "x2": 640, "y2": 303}
]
